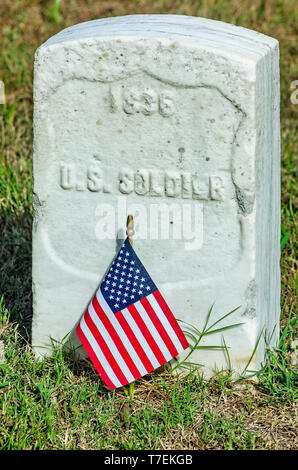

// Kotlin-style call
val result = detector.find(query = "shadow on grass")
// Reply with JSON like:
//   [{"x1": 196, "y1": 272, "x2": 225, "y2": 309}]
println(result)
[{"x1": 0, "y1": 210, "x2": 32, "y2": 339}]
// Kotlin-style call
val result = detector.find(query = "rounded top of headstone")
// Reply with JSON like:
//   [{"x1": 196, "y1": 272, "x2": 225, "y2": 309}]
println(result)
[{"x1": 40, "y1": 14, "x2": 278, "y2": 58}]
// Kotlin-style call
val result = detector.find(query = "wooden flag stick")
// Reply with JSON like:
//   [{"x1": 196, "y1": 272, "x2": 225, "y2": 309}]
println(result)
[{"x1": 126, "y1": 214, "x2": 134, "y2": 246}]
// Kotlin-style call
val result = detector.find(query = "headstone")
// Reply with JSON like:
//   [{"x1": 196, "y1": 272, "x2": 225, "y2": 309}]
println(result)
[{"x1": 32, "y1": 15, "x2": 280, "y2": 377}]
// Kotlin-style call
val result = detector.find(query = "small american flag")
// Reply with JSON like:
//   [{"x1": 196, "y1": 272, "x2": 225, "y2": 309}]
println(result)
[{"x1": 76, "y1": 237, "x2": 189, "y2": 389}]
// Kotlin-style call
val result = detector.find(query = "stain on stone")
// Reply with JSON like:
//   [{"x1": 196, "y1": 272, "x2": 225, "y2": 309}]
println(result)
[
  {"x1": 33, "y1": 192, "x2": 46, "y2": 231},
  {"x1": 242, "y1": 280, "x2": 257, "y2": 318},
  {"x1": 234, "y1": 185, "x2": 255, "y2": 215},
  {"x1": 178, "y1": 147, "x2": 185, "y2": 168}
]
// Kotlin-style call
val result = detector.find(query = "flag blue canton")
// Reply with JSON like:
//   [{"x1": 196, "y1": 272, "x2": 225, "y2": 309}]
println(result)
[{"x1": 101, "y1": 238, "x2": 157, "y2": 314}]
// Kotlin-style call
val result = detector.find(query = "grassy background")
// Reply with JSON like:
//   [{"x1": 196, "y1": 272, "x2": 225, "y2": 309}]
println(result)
[{"x1": 0, "y1": 0, "x2": 297, "y2": 450}]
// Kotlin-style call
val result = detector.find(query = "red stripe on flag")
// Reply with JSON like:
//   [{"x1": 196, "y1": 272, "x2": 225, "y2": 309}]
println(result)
[
  {"x1": 84, "y1": 310, "x2": 129, "y2": 387},
  {"x1": 92, "y1": 296, "x2": 141, "y2": 380},
  {"x1": 76, "y1": 323, "x2": 116, "y2": 390},
  {"x1": 140, "y1": 297, "x2": 179, "y2": 358},
  {"x1": 127, "y1": 304, "x2": 167, "y2": 366},
  {"x1": 153, "y1": 290, "x2": 189, "y2": 350},
  {"x1": 116, "y1": 311, "x2": 155, "y2": 373}
]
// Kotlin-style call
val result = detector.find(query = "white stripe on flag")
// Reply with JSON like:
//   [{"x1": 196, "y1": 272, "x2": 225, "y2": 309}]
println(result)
[
  {"x1": 79, "y1": 315, "x2": 122, "y2": 388},
  {"x1": 88, "y1": 303, "x2": 135, "y2": 384},
  {"x1": 134, "y1": 300, "x2": 172, "y2": 362},
  {"x1": 122, "y1": 307, "x2": 161, "y2": 369},
  {"x1": 96, "y1": 290, "x2": 147, "y2": 377},
  {"x1": 147, "y1": 293, "x2": 185, "y2": 353}
]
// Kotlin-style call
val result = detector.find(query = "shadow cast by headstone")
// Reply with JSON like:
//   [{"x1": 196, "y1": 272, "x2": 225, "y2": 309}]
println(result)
[{"x1": 0, "y1": 210, "x2": 32, "y2": 339}]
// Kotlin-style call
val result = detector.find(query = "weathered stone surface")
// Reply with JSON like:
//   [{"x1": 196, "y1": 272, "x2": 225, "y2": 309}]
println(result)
[
  {"x1": 32, "y1": 15, "x2": 280, "y2": 376},
  {"x1": 0, "y1": 341, "x2": 5, "y2": 364}
]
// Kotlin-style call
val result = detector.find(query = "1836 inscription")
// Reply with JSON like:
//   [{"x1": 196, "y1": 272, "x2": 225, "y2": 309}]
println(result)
[{"x1": 109, "y1": 84, "x2": 175, "y2": 117}]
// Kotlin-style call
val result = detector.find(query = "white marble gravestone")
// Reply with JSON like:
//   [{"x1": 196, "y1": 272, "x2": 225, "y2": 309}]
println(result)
[{"x1": 32, "y1": 15, "x2": 280, "y2": 377}]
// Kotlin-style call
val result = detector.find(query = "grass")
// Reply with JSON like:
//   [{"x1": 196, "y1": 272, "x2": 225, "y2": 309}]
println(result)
[
  {"x1": 0, "y1": 0, "x2": 297, "y2": 450},
  {"x1": 0, "y1": 307, "x2": 296, "y2": 450},
  {"x1": 173, "y1": 305, "x2": 244, "y2": 373}
]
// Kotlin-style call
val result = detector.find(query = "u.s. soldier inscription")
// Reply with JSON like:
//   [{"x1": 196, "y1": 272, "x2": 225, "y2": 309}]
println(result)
[{"x1": 32, "y1": 15, "x2": 280, "y2": 377}]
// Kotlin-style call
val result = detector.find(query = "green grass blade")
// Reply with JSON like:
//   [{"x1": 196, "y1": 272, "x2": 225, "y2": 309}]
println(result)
[{"x1": 205, "y1": 306, "x2": 241, "y2": 333}]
